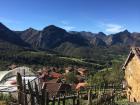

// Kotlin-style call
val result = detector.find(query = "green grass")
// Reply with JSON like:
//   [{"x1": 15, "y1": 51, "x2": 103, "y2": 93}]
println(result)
[{"x1": 115, "y1": 98, "x2": 128, "y2": 105}]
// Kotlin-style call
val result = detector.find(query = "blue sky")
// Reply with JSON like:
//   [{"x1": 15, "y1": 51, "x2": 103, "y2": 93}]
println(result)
[{"x1": 0, "y1": 0, "x2": 140, "y2": 34}]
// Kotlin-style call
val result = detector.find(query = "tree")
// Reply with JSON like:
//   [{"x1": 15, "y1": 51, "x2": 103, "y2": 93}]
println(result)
[{"x1": 65, "y1": 71, "x2": 78, "y2": 84}]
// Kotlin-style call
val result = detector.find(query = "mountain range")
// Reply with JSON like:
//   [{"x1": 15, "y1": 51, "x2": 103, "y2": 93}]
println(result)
[{"x1": 0, "y1": 22, "x2": 140, "y2": 58}]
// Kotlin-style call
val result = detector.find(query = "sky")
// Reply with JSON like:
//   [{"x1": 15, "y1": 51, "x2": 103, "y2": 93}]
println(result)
[{"x1": 0, "y1": 0, "x2": 140, "y2": 34}]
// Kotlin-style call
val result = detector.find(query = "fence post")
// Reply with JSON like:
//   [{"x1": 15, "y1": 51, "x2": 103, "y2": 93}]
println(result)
[
  {"x1": 16, "y1": 72, "x2": 24, "y2": 105},
  {"x1": 77, "y1": 92, "x2": 80, "y2": 105},
  {"x1": 41, "y1": 83, "x2": 46, "y2": 105},
  {"x1": 62, "y1": 96, "x2": 65, "y2": 105},
  {"x1": 87, "y1": 89, "x2": 92, "y2": 105},
  {"x1": 23, "y1": 78, "x2": 27, "y2": 105},
  {"x1": 46, "y1": 91, "x2": 49, "y2": 105},
  {"x1": 52, "y1": 96, "x2": 55, "y2": 105},
  {"x1": 58, "y1": 97, "x2": 60, "y2": 105},
  {"x1": 34, "y1": 81, "x2": 40, "y2": 104},
  {"x1": 28, "y1": 80, "x2": 35, "y2": 105},
  {"x1": 73, "y1": 95, "x2": 76, "y2": 105}
]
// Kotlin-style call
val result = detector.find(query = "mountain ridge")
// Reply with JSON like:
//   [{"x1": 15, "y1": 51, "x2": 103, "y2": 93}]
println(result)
[
  {"x1": 0, "y1": 22, "x2": 30, "y2": 50},
  {"x1": 0, "y1": 22, "x2": 140, "y2": 58}
]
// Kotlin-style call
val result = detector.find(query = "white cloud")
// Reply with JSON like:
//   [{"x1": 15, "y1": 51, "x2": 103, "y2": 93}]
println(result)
[
  {"x1": 61, "y1": 20, "x2": 69, "y2": 25},
  {"x1": 60, "y1": 20, "x2": 75, "y2": 31},
  {"x1": 62, "y1": 26, "x2": 76, "y2": 31},
  {"x1": 104, "y1": 23, "x2": 126, "y2": 34}
]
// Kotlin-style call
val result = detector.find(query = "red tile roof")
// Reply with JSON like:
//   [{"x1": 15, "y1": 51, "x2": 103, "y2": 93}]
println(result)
[
  {"x1": 42, "y1": 83, "x2": 71, "y2": 97},
  {"x1": 46, "y1": 79, "x2": 61, "y2": 83},
  {"x1": 76, "y1": 82, "x2": 88, "y2": 90},
  {"x1": 49, "y1": 72, "x2": 63, "y2": 78}
]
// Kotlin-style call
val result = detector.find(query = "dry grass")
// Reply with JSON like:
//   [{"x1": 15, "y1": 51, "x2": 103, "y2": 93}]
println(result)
[{"x1": 0, "y1": 101, "x2": 6, "y2": 105}]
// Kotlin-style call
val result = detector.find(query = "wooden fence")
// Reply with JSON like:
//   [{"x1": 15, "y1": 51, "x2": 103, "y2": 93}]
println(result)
[
  {"x1": 12, "y1": 73, "x2": 81, "y2": 105},
  {"x1": 7, "y1": 73, "x2": 124, "y2": 105}
]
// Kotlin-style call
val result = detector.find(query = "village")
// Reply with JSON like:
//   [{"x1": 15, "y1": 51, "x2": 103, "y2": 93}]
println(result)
[
  {"x1": 0, "y1": 64, "x2": 92, "y2": 104},
  {"x1": 0, "y1": 65, "x2": 88, "y2": 93},
  {"x1": 0, "y1": 64, "x2": 116, "y2": 104},
  {"x1": 0, "y1": 47, "x2": 140, "y2": 105}
]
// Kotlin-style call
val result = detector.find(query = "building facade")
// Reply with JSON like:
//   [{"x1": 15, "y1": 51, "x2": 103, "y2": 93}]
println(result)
[{"x1": 123, "y1": 47, "x2": 140, "y2": 102}]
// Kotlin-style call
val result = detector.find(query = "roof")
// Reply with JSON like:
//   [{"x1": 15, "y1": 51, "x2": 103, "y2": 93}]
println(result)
[
  {"x1": 122, "y1": 47, "x2": 140, "y2": 70},
  {"x1": 46, "y1": 79, "x2": 61, "y2": 83},
  {"x1": 0, "y1": 66, "x2": 35, "y2": 82},
  {"x1": 8, "y1": 64, "x2": 17, "y2": 69},
  {"x1": 76, "y1": 82, "x2": 88, "y2": 90},
  {"x1": 43, "y1": 83, "x2": 71, "y2": 97},
  {"x1": 65, "y1": 67, "x2": 74, "y2": 71},
  {"x1": 0, "y1": 71, "x2": 10, "y2": 83},
  {"x1": 132, "y1": 47, "x2": 140, "y2": 57},
  {"x1": 49, "y1": 72, "x2": 63, "y2": 78},
  {"x1": 77, "y1": 68, "x2": 87, "y2": 72}
]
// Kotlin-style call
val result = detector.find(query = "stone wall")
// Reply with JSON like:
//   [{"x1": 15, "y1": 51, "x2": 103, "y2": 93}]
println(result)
[{"x1": 125, "y1": 55, "x2": 140, "y2": 102}]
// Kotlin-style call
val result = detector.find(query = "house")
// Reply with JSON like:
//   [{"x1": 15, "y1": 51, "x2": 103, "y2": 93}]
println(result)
[
  {"x1": 122, "y1": 47, "x2": 140, "y2": 102},
  {"x1": 8, "y1": 64, "x2": 17, "y2": 70},
  {"x1": 42, "y1": 82, "x2": 71, "y2": 97},
  {"x1": 46, "y1": 78, "x2": 62, "y2": 83},
  {"x1": 38, "y1": 70, "x2": 63, "y2": 82},
  {"x1": 49, "y1": 72, "x2": 63, "y2": 79},
  {"x1": 76, "y1": 82, "x2": 88, "y2": 90},
  {"x1": 77, "y1": 68, "x2": 88, "y2": 76},
  {"x1": 65, "y1": 67, "x2": 75, "y2": 74}
]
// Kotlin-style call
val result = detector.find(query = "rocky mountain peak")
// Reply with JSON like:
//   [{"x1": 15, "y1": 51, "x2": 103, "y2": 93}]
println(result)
[
  {"x1": 43, "y1": 25, "x2": 62, "y2": 31},
  {"x1": 120, "y1": 30, "x2": 131, "y2": 35},
  {"x1": 98, "y1": 32, "x2": 106, "y2": 36}
]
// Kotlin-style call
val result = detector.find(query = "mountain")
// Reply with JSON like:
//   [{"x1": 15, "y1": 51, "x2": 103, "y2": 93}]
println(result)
[
  {"x1": 1, "y1": 22, "x2": 140, "y2": 58},
  {"x1": 0, "y1": 22, "x2": 29, "y2": 50},
  {"x1": 16, "y1": 28, "x2": 41, "y2": 48},
  {"x1": 95, "y1": 32, "x2": 106, "y2": 39},
  {"x1": 105, "y1": 30, "x2": 133, "y2": 46},
  {"x1": 18, "y1": 25, "x2": 89, "y2": 50},
  {"x1": 90, "y1": 37, "x2": 107, "y2": 46},
  {"x1": 131, "y1": 32, "x2": 140, "y2": 46}
]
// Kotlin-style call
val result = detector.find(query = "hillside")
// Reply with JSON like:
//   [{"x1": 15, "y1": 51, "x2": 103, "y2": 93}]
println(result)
[
  {"x1": 0, "y1": 23, "x2": 29, "y2": 50},
  {"x1": 0, "y1": 22, "x2": 139, "y2": 70},
  {"x1": 16, "y1": 24, "x2": 140, "y2": 58},
  {"x1": 1, "y1": 22, "x2": 140, "y2": 52}
]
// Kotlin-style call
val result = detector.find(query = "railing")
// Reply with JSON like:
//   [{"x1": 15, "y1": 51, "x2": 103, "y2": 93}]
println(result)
[{"x1": 0, "y1": 73, "x2": 128, "y2": 105}]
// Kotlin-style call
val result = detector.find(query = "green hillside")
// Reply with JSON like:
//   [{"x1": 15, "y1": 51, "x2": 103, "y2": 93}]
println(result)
[{"x1": 0, "y1": 46, "x2": 128, "y2": 71}]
